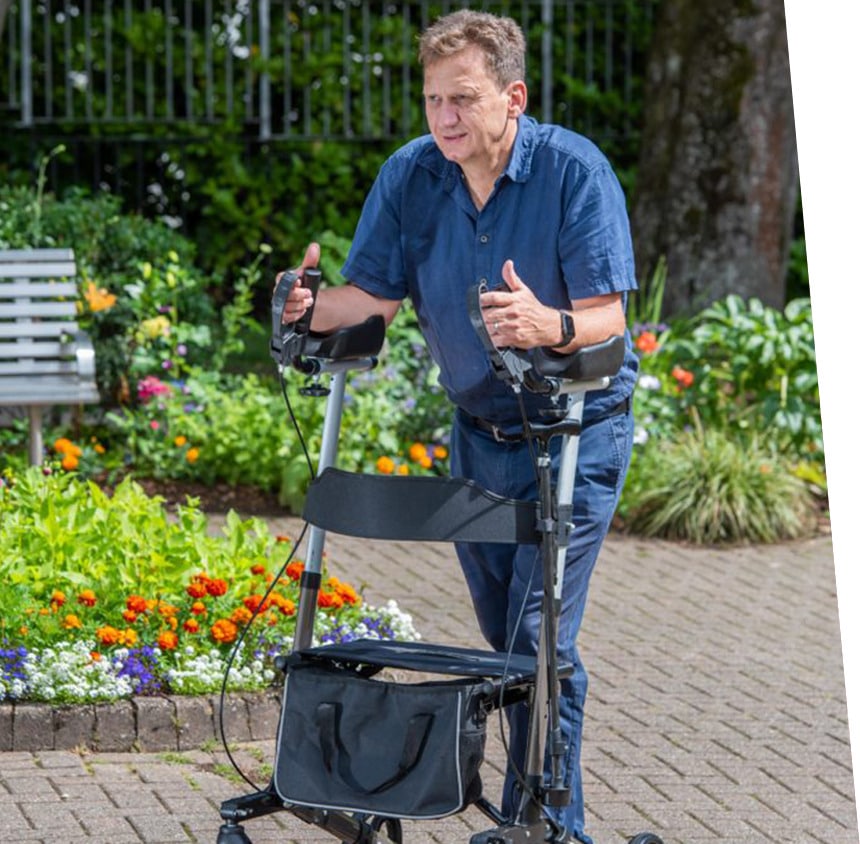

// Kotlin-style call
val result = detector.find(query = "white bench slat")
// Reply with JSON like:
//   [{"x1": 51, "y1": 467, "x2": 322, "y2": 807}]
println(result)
[
  {"x1": 0, "y1": 377, "x2": 100, "y2": 405},
  {"x1": 0, "y1": 358, "x2": 80, "y2": 374},
  {"x1": 0, "y1": 321, "x2": 77, "y2": 339},
  {"x1": 0, "y1": 248, "x2": 75, "y2": 261},
  {"x1": 0, "y1": 301, "x2": 78, "y2": 318},
  {"x1": 0, "y1": 340, "x2": 73, "y2": 359},
  {"x1": 0, "y1": 261, "x2": 77, "y2": 279},
  {"x1": 0, "y1": 281, "x2": 79, "y2": 297}
]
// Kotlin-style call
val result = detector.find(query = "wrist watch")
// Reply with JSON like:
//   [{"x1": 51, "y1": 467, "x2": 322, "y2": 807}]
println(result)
[{"x1": 550, "y1": 310, "x2": 575, "y2": 348}]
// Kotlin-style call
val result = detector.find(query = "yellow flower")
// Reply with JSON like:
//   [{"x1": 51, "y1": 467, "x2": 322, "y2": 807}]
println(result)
[
  {"x1": 186, "y1": 447, "x2": 200, "y2": 464},
  {"x1": 396, "y1": 464, "x2": 410, "y2": 476},
  {"x1": 174, "y1": 435, "x2": 187, "y2": 447},
  {"x1": 140, "y1": 315, "x2": 171, "y2": 339}
]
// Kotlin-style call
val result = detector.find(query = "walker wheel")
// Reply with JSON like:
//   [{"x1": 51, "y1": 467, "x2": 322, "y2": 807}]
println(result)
[
  {"x1": 627, "y1": 834, "x2": 664, "y2": 844},
  {"x1": 370, "y1": 815, "x2": 403, "y2": 843}
]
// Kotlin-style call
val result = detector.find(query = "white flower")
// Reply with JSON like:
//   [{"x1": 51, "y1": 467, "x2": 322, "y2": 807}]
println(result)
[{"x1": 638, "y1": 374, "x2": 661, "y2": 391}]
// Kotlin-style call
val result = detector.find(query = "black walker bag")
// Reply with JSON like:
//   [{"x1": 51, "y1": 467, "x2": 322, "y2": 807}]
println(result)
[{"x1": 273, "y1": 661, "x2": 489, "y2": 819}]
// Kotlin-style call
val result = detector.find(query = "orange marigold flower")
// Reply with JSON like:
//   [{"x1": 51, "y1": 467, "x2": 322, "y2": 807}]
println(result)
[
  {"x1": 62, "y1": 613, "x2": 82, "y2": 630},
  {"x1": 318, "y1": 590, "x2": 344, "y2": 609},
  {"x1": 206, "y1": 578, "x2": 228, "y2": 597},
  {"x1": 230, "y1": 606, "x2": 253, "y2": 625},
  {"x1": 433, "y1": 445, "x2": 448, "y2": 460},
  {"x1": 211, "y1": 618, "x2": 238, "y2": 644},
  {"x1": 419, "y1": 455, "x2": 432, "y2": 469},
  {"x1": 50, "y1": 589, "x2": 66, "y2": 608},
  {"x1": 243, "y1": 594, "x2": 269, "y2": 614},
  {"x1": 671, "y1": 365, "x2": 694, "y2": 389},
  {"x1": 250, "y1": 564, "x2": 266, "y2": 575},
  {"x1": 635, "y1": 331, "x2": 659, "y2": 354},
  {"x1": 186, "y1": 447, "x2": 200, "y2": 464},
  {"x1": 190, "y1": 600, "x2": 207, "y2": 616},
  {"x1": 183, "y1": 618, "x2": 200, "y2": 633},
  {"x1": 408, "y1": 442, "x2": 427, "y2": 462},
  {"x1": 173, "y1": 435, "x2": 187, "y2": 447},
  {"x1": 376, "y1": 455, "x2": 395, "y2": 475},
  {"x1": 157, "y1": 630, "x2": 179, "y2": 650},
  {"x1": 119, "y1": 628, "x2": 138, "y2": 646},
  {"x1": 77, "y1": 589, "x2": 97, "y2": 607},
  {"x1": 96, "y1": 625, "x2": 121, "y2": 646},
  {"x1": 122, "y1": 609, "x2": 138, "y2": 623},
  {"x1": 61, "y1": 453, "x2": 79, "y2": 471},
  {"x1": 285, "y1": 561, "x2": 305, "y2": 581},
  {"x1": 90, "y1": 651, "x2": 101, "y2": 661},
  {"x1": 157, "y1": 601, "x2": 179, "y2": 617},
  {"x1": 396, "y1": 464, "x2": 410, "y2": 476},
  {"x1": 126, "y1": 595, "x2": 148, "y2": 614},
  {"x1": 53, "y1": 437, "x2": 75, "y2": 454},
  {"x1": 94, "y1": 443, "x2": 106, "y2": 455},
  {"x1": 186, "y1": 581, "x2": 207, "y2": 599},
  {"x1": 334, "y1": 581, "x2": 360, "y2": 606}
]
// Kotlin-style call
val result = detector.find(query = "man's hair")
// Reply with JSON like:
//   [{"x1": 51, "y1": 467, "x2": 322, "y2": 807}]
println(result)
[{"x1": 418, "y1": 10, "x2": 526, "y2": 88}]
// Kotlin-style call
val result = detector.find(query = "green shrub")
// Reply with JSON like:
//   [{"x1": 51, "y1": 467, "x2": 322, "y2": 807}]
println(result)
[{"x1": 621, "y1": 420, "x2": 817, "y2": 544}]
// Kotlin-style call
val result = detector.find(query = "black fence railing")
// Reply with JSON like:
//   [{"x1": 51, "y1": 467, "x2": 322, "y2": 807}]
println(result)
[{"x1": 2, "y1": 0, "x2": 657, "y2": 141}]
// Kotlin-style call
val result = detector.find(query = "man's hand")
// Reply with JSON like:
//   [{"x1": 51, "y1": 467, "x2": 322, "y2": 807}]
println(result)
[
  {"x1": 276, "y1": 242, "x2": 320, "y2": 325},
  {"x1": 479, "y1": 260, "x2": 559, "y2": 349}
]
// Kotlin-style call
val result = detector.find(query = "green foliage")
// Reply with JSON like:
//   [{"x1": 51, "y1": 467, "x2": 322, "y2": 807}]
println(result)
[
  {"x1": 621, "y1": 419, "x2": 817, "y2": 544},
  {"x1": 0, "y1": 468, "x2": 271, "y2": 609},
  {"x1": 630, "y1": 295, "x2": 822, "y2": 468}
]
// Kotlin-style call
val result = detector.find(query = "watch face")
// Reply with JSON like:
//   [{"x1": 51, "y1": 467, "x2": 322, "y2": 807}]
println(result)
[{"x1": 561, "y1": 311, "x2": 574, "y2": 342}]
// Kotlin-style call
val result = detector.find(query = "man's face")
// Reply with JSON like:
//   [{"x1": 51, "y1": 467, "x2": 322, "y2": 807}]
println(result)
[{"x1": 423, "y1": 45, "x2": 521, "y2": 170}]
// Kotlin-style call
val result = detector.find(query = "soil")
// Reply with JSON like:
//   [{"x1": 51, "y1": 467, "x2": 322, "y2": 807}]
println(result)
[{"x1": 132, "y1": 477, "x2": 288, "y2": 517}]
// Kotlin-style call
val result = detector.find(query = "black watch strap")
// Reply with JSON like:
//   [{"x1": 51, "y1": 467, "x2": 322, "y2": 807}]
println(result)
[{"x1": 550, "y1": 310, "x2": 575, "y2": 348}]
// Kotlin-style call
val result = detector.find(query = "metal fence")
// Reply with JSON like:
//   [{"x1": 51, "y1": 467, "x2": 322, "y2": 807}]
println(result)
[{"x1": 2, "y1": 0, "x2": 657, "y2": 142}]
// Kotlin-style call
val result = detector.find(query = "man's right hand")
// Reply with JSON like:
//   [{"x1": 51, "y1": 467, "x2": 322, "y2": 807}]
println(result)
[{"x1": 276, "y1": 242, "x2": 320, "y2": 325}]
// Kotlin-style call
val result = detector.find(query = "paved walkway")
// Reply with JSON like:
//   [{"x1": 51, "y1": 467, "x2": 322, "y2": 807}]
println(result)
[{"x1": 1, "y1": 516, "x2": 856, "y2": 843}]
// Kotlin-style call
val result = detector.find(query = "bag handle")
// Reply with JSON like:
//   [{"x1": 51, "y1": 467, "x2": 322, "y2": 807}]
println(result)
[{"x1": 315, "y1": 702, "x2": 434, "y2": 795}]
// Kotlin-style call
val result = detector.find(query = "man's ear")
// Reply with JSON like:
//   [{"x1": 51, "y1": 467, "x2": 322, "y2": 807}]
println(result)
[{"x1": 507, "y1": 80, "x2": 528, "y2": 117}]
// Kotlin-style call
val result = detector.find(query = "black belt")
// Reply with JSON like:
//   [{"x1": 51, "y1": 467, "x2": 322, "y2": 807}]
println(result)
[{"x1": 469, "y1": 395, "x2": 630, "y2": 443}]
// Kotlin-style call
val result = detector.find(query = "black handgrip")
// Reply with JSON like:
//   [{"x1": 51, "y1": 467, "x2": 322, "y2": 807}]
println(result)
[{"x1": 270, "y1": 267, "x2": 323, "y2": 366}]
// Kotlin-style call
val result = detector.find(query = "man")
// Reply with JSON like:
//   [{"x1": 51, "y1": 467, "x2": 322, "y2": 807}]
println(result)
[{"x1": 279, "y1": 10, "x2": 638, "y2": 843}]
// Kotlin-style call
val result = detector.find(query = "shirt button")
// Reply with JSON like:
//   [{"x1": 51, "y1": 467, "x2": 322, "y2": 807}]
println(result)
[{"x1": 479, "y1": 234, "x2": 490, "y2": 244}]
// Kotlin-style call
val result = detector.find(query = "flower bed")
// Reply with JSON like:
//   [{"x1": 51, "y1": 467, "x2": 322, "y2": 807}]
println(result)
[{"x1": 0, "y1": 468, "x2": 419, "y2": 704}]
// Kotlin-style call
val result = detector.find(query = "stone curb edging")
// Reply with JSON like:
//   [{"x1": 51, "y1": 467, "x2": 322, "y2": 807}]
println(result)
[{"x1": 0, "y1": 690, "x2": 282, "y2": 753}]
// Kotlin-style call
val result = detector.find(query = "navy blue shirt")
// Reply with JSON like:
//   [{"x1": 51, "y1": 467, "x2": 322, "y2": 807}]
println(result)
[{"x1": 342, "y1": 115, "x2": 639, "y2": 426}]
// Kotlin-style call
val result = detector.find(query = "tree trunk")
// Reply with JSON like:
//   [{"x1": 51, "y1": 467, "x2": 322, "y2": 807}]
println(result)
[{"x1": 629, "y1": 0, "x2": 798, "y2": 318}]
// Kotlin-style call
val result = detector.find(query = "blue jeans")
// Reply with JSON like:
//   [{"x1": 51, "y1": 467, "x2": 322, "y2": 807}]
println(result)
[{"x1": 450, "y1": 404, "x2": 634, "y2": 844}]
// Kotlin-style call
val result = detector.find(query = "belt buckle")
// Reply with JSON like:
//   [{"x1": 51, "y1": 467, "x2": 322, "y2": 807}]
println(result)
[{"x1": 489, "y1": 423, "x2": 506, "y2": 443}]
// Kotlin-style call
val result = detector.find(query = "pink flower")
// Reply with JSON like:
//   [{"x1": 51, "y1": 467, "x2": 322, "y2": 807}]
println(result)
[
  {"x1": 150, "y1": 420, "x2": 160, "y2": 431},
  {"x1": 137, "y1": 375, "x2": 172, "y2": 403}
]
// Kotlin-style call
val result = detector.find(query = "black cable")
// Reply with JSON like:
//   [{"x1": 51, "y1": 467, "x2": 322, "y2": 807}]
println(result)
[{"x1": 218, "y1": 365, "x2": 320, "y2": 787}]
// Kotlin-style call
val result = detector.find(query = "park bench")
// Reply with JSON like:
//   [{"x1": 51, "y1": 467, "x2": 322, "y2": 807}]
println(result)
[{"x1": 0, "y1": 248, "x2": 100, "y2": 465}]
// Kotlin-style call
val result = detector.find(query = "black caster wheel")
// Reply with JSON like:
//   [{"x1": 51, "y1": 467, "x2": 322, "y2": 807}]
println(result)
[
  {"x1": 341, "y1": 814, "x2": 403, "y2": 844},
  {"x1": 370, "y1": 815, "x2": 403, "y2": 843},
  {"x1": 628, "y1": 834, "x2": 664, "y2": 844},
  {"x1": 216, "y1": 821, "x2": 253, "y2": 843}
]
